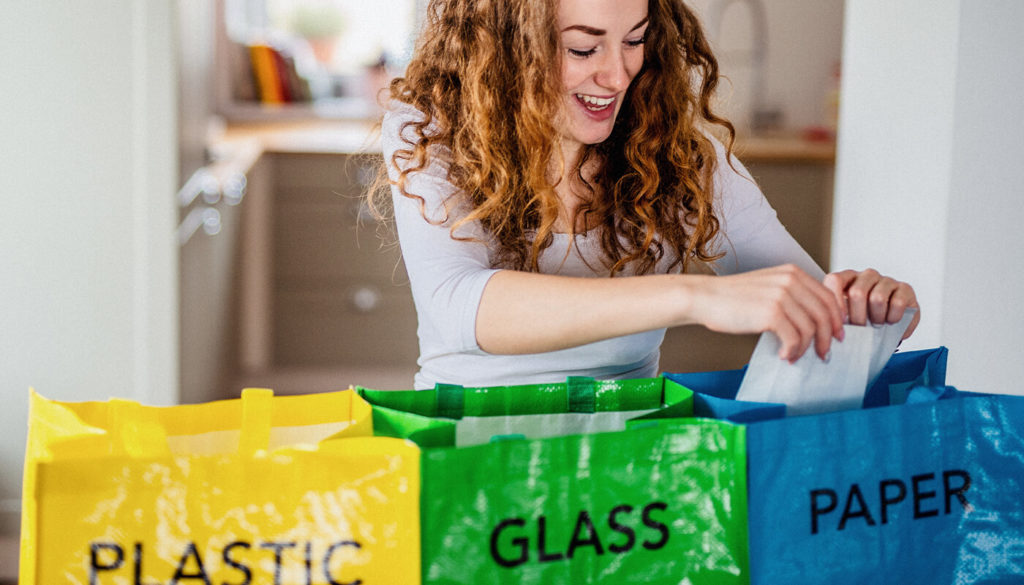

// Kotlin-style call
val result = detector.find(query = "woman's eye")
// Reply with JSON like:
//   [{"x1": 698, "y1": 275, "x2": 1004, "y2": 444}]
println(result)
[
  {"x1": 626, "y1": 37, "x2": 646, "y2": 48},
  {"x1": 568, "y1": 48, "x2": 597, "y2": 58}
]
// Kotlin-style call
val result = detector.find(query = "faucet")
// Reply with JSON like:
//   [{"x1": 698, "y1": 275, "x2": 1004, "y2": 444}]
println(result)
[{"x1": 707, "y1": 0, "x2": 777, "y2": 132}]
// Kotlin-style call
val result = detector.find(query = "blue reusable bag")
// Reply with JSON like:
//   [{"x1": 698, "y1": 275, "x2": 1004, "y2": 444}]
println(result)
[{"x1": 745, "y1": 393, "x2": 1024, "y2": 584}]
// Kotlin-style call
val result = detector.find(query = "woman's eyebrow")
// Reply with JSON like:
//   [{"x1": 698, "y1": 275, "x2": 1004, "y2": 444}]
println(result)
[
  {"x1": 630, "y1": 17, "x2": 650, "y2": 32},
  {"x1": 561, "y1": 17, "x2": 649, "y2": 36},
  {"x1": 562, "y1": 24, "x2": 606, "y2": 35}
]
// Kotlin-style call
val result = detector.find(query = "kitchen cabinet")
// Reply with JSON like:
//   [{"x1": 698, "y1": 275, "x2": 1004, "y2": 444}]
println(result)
[
  {"x1": 268, "y1": 153, "x2": 418, "y2": 373},
  {"x1": 213, "y1": 125, "x2": 420, "y2": 394}
]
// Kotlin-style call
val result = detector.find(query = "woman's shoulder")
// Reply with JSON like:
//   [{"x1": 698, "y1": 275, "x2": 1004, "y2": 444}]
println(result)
[
  {"x1": 382, "y1": 99, "x2": 426, "y2": 128},
  {"x1": 382, "y1": 101, "x2": 439, "y2": 142},
  {"x1": 381, "y1": 101, "x2": 420, "y2": 148},
  {"x1": 381, "y1": 100, "x2": 450, "y2": 159}
]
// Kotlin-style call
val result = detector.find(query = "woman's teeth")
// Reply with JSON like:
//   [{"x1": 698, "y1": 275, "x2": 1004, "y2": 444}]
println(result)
[{"x1": 576, "y1": 94, "x2": 614, "y2": 111}]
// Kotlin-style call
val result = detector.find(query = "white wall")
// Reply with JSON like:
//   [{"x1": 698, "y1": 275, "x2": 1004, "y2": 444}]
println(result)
[
  {"x1": 689, "y1": 0, "x2": 845, "y2": 133},
  {"x1": 941, "y1": 1, "x2": 1024, "y2": 394},
  {"x1": 0, "y1": 1, "x2": 179, "y2": 563},
  {"x1": 833, "y1": 0, "x2": 1024, "y2": 394}
]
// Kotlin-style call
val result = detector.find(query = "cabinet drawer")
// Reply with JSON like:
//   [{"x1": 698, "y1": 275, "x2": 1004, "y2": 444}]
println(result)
[
  {"x1": 271, "y1": 152, "x2": 379, "y2": 192},
  {"x1": 273, "y1": 284, "x2": 419, "y2": 368},
  {"x1": 273, "y1": 196, "x2": 403, "y2": 281}
]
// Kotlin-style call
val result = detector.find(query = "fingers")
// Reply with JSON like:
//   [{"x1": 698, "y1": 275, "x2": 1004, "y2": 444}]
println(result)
[
  {"x1": 866, "y1": 277, "x2": 899, "y2": 325},
  {"x1": 825, "y1": 268, "x2": 921, "y2": 339},
  {"x1": 788, "y1": 285, "x2": 839, "y2": 362},
  {"x1": 890, "y1": 281, "x2": 920, "y2": 339},
  {"x1": 884, "y1": 281, "x2": 915, "y2": 321},
  {"x1": 770, "y1": 303, "x2": 804, "y2": 362},
  {"x1": 806, "y1": 271, "x2": 846, "y2": 344},
  {"x1": 770, "y1": 265, "x2": 843, "y2": 362},
  {"x1": 822, "y1": 270, "x2": 856, "y2": 323},
  {"x1": 702, "y1": 264, "x2": 855, "y2": 362},
  {"x1": 841, "y1": 269, "x2": 881, "y2": 326}
]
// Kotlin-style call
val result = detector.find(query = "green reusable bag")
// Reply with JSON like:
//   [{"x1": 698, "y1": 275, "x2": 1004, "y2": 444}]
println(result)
[
  {"x1": 357, "y1": 376, "x2": 694, "y2": 447},
  {"x1": 352, "y1": 377, "x2": 748, "y2": 584},
  {"x1": 420, "y1": 419, "x2": 748, "y2": 584}
]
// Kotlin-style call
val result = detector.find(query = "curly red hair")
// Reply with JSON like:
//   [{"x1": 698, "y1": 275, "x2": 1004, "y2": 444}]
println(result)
[{"x1": 378, "y1": 0, "x2": 735, "y2": 275}]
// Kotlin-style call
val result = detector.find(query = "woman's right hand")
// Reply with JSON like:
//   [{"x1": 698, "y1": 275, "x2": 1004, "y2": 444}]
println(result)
[{"x1": 686, "y1": 264, "x2": 845, "y2": 362}]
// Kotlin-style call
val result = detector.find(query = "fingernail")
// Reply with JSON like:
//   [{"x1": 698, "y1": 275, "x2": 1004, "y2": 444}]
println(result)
[{"x1": 821, "y1": 350, "x2": 832, "y2": 364}]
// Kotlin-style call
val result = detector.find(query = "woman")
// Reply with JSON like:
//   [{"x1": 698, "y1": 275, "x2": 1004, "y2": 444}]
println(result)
[{"x1": 377, "y1": 0, "x2": 919, "y2": 389}]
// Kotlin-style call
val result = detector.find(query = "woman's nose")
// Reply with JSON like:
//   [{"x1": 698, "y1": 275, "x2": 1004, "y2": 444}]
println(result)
[{"x1": 595, "y1": 50, "x2": 630, "y2": 92}]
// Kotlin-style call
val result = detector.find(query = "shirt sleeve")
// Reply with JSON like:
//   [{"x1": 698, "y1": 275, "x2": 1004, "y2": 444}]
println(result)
[
  {"x1": 382, "y1": 105, "x2": 501, "y2": 354},
  {"x1": 708, "y1": 139, "x2": 826, "y2": 280}
]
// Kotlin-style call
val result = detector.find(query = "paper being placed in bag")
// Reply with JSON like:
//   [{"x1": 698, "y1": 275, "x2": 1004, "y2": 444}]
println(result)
[{"x1": 736, "y1": 309, "x2": 917, "y2": 416}]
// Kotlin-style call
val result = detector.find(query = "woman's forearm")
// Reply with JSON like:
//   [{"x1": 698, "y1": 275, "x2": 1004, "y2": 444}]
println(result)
[
  {"x1": 474, "y1": 270, "x2": 699, "y2": 354},
  {"x1": 475, "y1": 264, "x2": 846, "y2": 361}
]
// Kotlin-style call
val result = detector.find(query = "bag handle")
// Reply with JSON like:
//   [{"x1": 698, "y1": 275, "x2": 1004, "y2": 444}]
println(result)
[
  {"x1": 240, "y1": 387, "x2": 274, "y2": 456},
  {"x1": 436, "y1": 379, "x2": 599, "y2": 417},
  {"x1": 435, "y1": 383, "x2": 466, "y2": 419},
  {"x1": 567, "y1": 377, "x2": 597, "y2": 413},
  {"x1": 108, "y1": 399, "x2": 170, "y2": 458}
]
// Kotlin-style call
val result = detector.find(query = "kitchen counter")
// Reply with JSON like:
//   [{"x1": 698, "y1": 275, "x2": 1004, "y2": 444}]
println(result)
[
  {"x1": 215, "y1": 120, "x2": 381, "y2": 158},
  {"x1": 214, "y1": 119, "x2": 834, "y2": 164},
  {"x1": 735, "y1": 133, "x2": 836, "y2": 164}
]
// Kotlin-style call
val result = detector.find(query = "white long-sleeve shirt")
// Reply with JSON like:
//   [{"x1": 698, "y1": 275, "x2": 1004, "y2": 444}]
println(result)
[{"x1": 382, "y1": 103, "x2": 823, "y2": 389}]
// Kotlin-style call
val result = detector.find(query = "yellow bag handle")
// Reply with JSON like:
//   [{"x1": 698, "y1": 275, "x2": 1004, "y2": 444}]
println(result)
[
  {"x1": 107, "y1": 398, "x2": 171, "y2": 458},
  {"x1": 240, "y1": 387, "x2": 274, "y2": 456}
]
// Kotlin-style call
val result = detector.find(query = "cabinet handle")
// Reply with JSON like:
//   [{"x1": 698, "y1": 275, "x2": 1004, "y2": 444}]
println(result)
[
  {"x1": 177, "y1": 206, "x2": 222, "y2": 246},
  {"x1": 178, "y1": 169, "x2": 247, "y2": 208},
  {"x1": 349, "y1": 286, "x2": 382, "y2": 313},
  {"x1": 177, "y1": 168, "x2": 220, "y2": 208},
  {"x1": 222, "y1": 172, "x2": 247, "y2": 206}
]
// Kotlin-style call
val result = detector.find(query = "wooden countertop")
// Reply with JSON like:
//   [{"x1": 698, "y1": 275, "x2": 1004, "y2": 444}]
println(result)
[
  {"x1": 213, "y1": 120, "x2": 834, "y2": 164},
  {"x1": 217, "y1": 120, "x2": 381, "y2": 157},
  {"x1": 734, "y1": 133, "x2": 836, "y2": 164}
]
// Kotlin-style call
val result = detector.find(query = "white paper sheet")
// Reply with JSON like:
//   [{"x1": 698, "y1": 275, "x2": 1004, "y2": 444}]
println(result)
[{"x1": 735, "y1": 309, "x2": 917, "y2": 416}]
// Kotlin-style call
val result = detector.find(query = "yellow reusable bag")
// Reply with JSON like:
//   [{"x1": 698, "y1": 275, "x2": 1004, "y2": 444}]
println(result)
[{"x1": 20, "y1": 388, "x2": 420, "y2": 585}]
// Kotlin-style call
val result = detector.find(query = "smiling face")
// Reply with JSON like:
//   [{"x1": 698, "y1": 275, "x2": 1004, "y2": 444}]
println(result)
[{"x1": 556, "y1": 0, "x2": 649, "y2": 156}]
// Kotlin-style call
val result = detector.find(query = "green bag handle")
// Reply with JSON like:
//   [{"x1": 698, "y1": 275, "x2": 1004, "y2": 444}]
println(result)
[
  {"x1": 357, "y1": 377, "x2": 697, "y2": 448},
  {"x1": 359, "y1": 377, "x2": 690, "y2": 420},
  {"x1": 444, "y1": 378, "x2": 601, "y2": 416},
  {"x1": 567, "y1": 377, "x2": 597, "y2": 413},
  {"x1": 435, "y1": 377, "x2": 674, "y2": 416},
  {"x1": 435, "y1": 383, "x2": 466, "y2": 419}
]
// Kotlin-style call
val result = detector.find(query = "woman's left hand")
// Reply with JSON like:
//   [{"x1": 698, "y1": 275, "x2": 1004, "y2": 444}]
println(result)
[{"x1": 823, "y1": 269, "x2": 920, "y2": 339}]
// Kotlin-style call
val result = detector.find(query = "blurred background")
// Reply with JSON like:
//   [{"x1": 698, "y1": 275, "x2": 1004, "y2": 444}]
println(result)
[{"x1": 2, "y1": 1, "x2": 1022, "y2": 580}]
